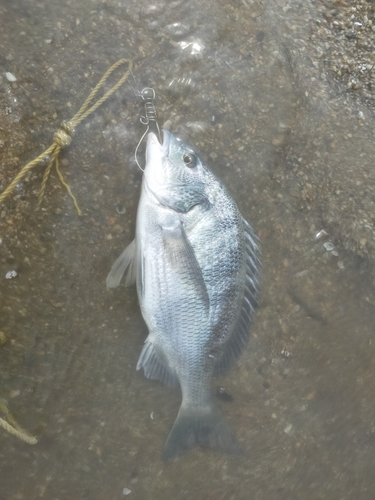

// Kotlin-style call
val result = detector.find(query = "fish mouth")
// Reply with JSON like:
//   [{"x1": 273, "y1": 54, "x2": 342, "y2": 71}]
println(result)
[
  {"x1": 146, "y1": 129, "x2": 170, "y2": 163},
  {"x1": 147, "y1": 129, "x2": 170, "y2": 148}
]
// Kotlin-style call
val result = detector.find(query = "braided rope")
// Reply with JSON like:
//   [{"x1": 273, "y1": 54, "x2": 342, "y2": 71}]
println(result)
[
  {"x1": 0, "y1": 59, "x2": 133, "y2": 215},
  {"x1": 0, "y1": 402, "x2": 37, "y2": 445}
]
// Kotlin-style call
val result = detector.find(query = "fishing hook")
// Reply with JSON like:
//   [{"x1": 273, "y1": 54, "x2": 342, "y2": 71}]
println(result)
[{"x1": 134, "y1": 87, "x2": 162, "y2": 171}]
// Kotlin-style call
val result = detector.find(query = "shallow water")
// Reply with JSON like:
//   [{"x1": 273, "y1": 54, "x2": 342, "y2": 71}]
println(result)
[{"x1": 1, "y1": 0, "x2": 375, "y2": 499}]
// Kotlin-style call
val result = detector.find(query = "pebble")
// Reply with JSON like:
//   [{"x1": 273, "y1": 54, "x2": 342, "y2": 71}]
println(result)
[
  {"x1": 165, "y1": 22, "x2": 191, "y2": 38},
  {"x1": 0, "y1": 331, "x2": 8, "y2": 347},
  {"x1": 323, "y1": 242, "x2": 335, "y2": 252},
  {"x1": 5, "y1": 270, "x2": 17, "y2": 280},
  {"x1": 123, "y1": 488, "x2": 131, "y2": 495},
  {"x1": 115, "y1": 203, "x2": 126, "y2": 215},
  {"x1": 284, "y1": 424, "x2": 293, "y2": 435},
  {"x1": 5, "y1": 72, "x2": 17, "y2": 82},
  {"x1": 162, "y1": 119, "x2": 173, "y2": 130},
  {"x1": 315, "y1": 229, "x2": 328, "y2": 241}
]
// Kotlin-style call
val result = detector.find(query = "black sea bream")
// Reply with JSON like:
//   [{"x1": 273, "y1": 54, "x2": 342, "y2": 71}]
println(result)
[{"x1": 107, "y1": 130, "x2": 260, "y2": 460}]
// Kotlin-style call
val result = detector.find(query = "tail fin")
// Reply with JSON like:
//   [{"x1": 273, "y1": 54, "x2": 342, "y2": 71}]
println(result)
[{"x1": 162, "y1": 403, "x2": 242, "y2": 461}]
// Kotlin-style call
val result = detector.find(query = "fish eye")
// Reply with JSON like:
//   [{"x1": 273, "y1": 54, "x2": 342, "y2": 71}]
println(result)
[{"x1": 183, "y1": 153, "x2": 197, "y2": 168}]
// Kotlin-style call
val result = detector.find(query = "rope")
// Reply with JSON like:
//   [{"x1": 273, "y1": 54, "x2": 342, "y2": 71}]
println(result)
[
  {"x1": 0, "y1": 402, "x2": 37, "y2": 445},
  {"x1": 0, "y1": 58, "x2": 133, "y2": 215}
]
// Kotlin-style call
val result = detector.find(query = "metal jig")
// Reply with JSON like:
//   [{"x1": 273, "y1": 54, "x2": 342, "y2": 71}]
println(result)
[{"x1": 134, "y1": 87, "x2": 162, "y2": 171}]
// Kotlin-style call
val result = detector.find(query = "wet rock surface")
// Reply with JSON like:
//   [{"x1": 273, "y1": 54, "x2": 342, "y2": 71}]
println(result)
[
  {"x1": 261, "y1": 0, "x2": 375, "y2": 267},
  {"x1": 0, "y1": 0, "x2": 375, "y2": 499}
]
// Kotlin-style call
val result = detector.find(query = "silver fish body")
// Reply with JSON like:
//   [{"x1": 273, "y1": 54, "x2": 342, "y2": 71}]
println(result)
[{"x1": 107, "y1": 130, "x2": 260, "y2": 460}]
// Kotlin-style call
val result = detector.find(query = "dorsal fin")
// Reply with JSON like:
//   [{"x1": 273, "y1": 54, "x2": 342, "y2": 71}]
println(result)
[{"x1": 214, "y1": 217, "x2": 260, "y2": 375}]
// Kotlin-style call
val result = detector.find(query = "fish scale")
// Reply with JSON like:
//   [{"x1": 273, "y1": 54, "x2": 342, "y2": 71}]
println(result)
[{"x1": 107, "y1": 129, "x2": 260, "y2": 460}]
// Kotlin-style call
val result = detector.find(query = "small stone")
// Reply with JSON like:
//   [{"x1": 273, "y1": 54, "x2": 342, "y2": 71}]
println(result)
[
  {"x1": 315, "y1": 229, "x2": 328, "y2": 241},
  {"x1": 115, "y1": 203, "x2": 126, "y2": 215},
  {"x1": 5, "y1": 270, "x2": 17, "y2": 280},
  {"x1": 123, "y1": 488, "x2": 132, "y2": 495},
  {"x1": 216, "y1": 387, "x2": 234, "y2": 402},
  {"x1": 162, "y1": 119, "x2": 172, "y2": 130},
  {"x1": 284, "y1": 424, "x2": 293, "y2": 435},
  {"x1": 323, "y1": 242, "x2": 334, "y2": 252},
  {"x1": 0, "y1": 331, "x2": 8, "y2": 347},
  {"x1": 5, "y1": 72, "x2": 17, "y2": 82}
]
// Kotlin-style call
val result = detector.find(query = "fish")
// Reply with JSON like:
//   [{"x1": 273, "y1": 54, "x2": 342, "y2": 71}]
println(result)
[{"x1": 106, "y1": 129, "x2": 260, "y2": 460}]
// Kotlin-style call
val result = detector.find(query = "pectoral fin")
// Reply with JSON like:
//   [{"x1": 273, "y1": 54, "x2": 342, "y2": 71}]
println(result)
[
  {"x1": 106, "y1": 239, "x2": 137, "y2": 288},
  {"x1": 162, "y1": 221, "x2": 209, "y2": 308}
]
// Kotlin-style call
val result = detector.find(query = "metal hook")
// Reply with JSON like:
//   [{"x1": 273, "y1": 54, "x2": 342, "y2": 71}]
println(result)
[{"x1": 134, "y1": 87, "x2": 162, "y2": 171}]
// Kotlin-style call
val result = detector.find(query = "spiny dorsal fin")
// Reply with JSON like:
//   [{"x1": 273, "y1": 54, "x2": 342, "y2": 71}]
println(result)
[{"x1": 214, "y1": 217, "x2": 260, "y2": 375}]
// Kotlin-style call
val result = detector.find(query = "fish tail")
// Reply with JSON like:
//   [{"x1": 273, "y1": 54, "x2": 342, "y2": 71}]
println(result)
[{"x1": 161, "y1": 402, "x2": 242, "y2": 461}]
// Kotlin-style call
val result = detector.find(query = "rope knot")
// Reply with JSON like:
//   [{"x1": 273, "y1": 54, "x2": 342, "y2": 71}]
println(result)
[
  {"x1": 54, "y1": 121, "x2": 74, "y2": 148},
  {"x1": 0, "y1": 59, "x2": 132, "y2": 213}
]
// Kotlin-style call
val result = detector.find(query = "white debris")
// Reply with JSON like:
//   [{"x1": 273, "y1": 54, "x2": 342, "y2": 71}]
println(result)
[
  {"x1": 323, "y1": 242, "x2": 335, "y2": 252},
  {"x1": 315, "y1": 229, "x2": 328, "y2": 241},
  {"x1": 123, "y1": 488, "x2": 132, "y2": 495},
  {"x1": 6, "y1": 72, "x2": 17, "y2": 82},
  {"x1": 284, "y1": 424, "x2": 293, "y2": 435},
  {"x1": 5, "y1": 270, "x2": 17, "y2": 279}
]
